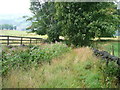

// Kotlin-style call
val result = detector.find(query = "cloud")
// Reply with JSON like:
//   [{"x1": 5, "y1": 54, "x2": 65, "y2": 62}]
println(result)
[{"x1": 0, "y1": 0, "x2": 31, "y2": 15}]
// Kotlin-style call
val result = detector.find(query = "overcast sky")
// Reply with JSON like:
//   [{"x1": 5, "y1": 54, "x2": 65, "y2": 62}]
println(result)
[
  {"x1": 0, "y1": 0, "x2": 120, "y2": 15},
  {"x1": 0, "y1": 0, "x2": 31, "y2": 15}
]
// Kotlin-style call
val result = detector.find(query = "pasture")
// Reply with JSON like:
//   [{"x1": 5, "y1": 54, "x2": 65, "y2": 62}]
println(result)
[
  {"x1": 0, "y1": 30, "x2": 48, "y2": 39},
  {"x1": 104, "y1": 42, "x2": 119, "y2": 57},
  {"x1": 97, "y1": 41, "x2": 119, "y2": 57},
  {"x1": 0, "y1": 30, "x2": 47, "y2": 45}
]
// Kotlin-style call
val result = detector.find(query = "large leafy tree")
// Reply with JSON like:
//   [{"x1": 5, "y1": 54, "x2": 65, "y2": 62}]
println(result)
[
  {"x1": 28, "y1": 1, "x2": 119, "y2": 46},
  {"x1": 55, "y1": 2, "x2": 119, "y2": 46}
]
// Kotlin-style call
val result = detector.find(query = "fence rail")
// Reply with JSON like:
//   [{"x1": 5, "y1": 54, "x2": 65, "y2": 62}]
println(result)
[{"x1": 0, "y1": 35, "x2": 44, "y2": 45}]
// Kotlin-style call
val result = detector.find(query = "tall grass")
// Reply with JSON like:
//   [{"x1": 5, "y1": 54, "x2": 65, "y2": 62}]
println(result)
[
  {"x1": 1, "y1": 43, "x2": 71, "y2": 75},
  {"x1": 2, "y1": 47, "x2": 118, "y2": 88}
]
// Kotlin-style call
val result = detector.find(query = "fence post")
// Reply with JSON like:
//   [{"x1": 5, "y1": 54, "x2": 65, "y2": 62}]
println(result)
[
  {"x1": 39, "y1": 39, "x2": 41, "y2": 44},
  {"x1": 112, "y1": 45, "x2": 114, "y2": 56},
  {"x1": 21, "y1": 37, "x2": 23, "y2": 45},
  {"x1": 30, "y1": 38, "x2": 32, "y2": 44},
  {"x1": 36, "y1": 39, "x2": 37, "y2": 44},
  {"x1": 7, "y1": 36, "x2": 9, "y2": 45}
]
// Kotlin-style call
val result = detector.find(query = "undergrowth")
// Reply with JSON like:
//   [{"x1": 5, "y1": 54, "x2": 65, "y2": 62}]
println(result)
[
  {"x1": 1, "y1": 43, "x2": 71, "y2": 75},
  {"x1": 2, "y1": 47, "x2": 119, "y2": 88}
]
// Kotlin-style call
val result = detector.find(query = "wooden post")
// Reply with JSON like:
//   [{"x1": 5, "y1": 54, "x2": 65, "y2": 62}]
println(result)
[
  {"x1": 7, "y1": 36, "x2": 9, "y2": 45},
  {"x1": 21, "y1": 37, "x2": 23, "y2": 45},
  {"x1": 112, "y1": 45, "x2": 114, "y2": 56},
  {"x1": 30, "y1": 38, "x2": 32, "y2": 44},
  {"x1": 36, "y1": 39, "x2": 37, "y2": 44},
  {"x1": 40, "y1": 39, "x2": 42, "y2": 43}
]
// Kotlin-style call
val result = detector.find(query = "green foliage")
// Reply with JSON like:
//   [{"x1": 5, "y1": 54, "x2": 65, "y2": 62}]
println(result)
[
  {"x1": 102, "y1": 62, "x2": 119, "y2": 77},
  {"x1": 28, "y1": 2, "x2": 61, "y2": 42},
  {"x1": 1, "y1": 43, "x2": 71, "y2": 75},
  {"x1": 28, "y1": 2, "x2": 119, "y2": 47},
  {"x1": 55, "y1": 2, "x2": 119, "y2": 46},
  {"x1": 99, "y1": 60, "x2": 120, "y2": 87}
]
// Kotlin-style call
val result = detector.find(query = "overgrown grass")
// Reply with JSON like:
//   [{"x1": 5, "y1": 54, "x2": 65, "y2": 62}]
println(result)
[
  {"x1": 1, "y1": 43, "x2": 71, "y2": 75},
  {"x1": 2, "y1": 47, "x2": 119, "y2": 88}
]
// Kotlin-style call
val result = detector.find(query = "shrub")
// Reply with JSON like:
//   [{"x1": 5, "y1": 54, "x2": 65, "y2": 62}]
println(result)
[
  {"x1": 1, "y1": 43, "x2": 71, "y2": 75},
  {"x1": 99, "y1": 61, "x2": 120, "y2": 87}
]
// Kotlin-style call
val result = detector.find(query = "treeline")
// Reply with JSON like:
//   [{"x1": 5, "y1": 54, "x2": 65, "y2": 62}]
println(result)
[
  {"x1": 0, "y1": 24, "x2": 17, "y2": 30},
  {"x1": 27, "y1": 2, "x2": 120, "y2": 47}
]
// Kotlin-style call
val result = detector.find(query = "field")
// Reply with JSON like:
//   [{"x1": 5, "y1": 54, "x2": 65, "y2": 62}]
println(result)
[
  {"x1": 0, "y1": 30, "x2": 48, "y2": 39},
  {"x1": 0, "y1": 30, "x2": 48, "y2": 45},
  {"x1": 104, "y1": 42, "x2": 119, "y2": 57},
  {"x1": 94, "y1": 37, "x2": 119, "y2": 41},
  {"x1": 1, "y1": 30, "x2": 120, "y2": 88},
  {"x1": 96, "y1": 41, "x2": 119, "y2": 57}
]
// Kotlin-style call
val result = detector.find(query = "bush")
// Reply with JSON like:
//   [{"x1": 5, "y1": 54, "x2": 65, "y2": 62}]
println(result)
[
  {"x1": 100, "y1": 61, "x2": 120, "y2": 87},
  {"x1": 1, "y1": 43, "x2": 71, "y2": 75}
]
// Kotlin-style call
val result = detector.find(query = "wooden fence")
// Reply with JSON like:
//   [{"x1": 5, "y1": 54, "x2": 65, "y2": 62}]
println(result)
[{"x1": 0, "y1": 35, "x2": 44, "y2": 45}]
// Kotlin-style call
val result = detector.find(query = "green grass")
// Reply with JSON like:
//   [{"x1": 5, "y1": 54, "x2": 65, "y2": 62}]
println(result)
[
  {"x1": 0, "y1": 30, "x2": 47, "y2": 39},
  {"x1": 104, "y1": 42, "x2": 119, "y2": 57},
  {"x1": 97, "y1": 42, "x2": 119, "y2": 57},
  {"x1": 2, "y1": 47, "x2": 118, "y2": 88}
]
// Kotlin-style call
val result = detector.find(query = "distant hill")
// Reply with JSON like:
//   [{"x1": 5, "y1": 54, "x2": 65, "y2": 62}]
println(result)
[{"x1": 0, "y1": 14, "x2": 31, "y2": 31}]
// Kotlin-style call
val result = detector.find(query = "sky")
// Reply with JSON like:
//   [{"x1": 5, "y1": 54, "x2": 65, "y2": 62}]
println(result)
[
  {"x1": 0, "y1": 0, "x2": 120, "y2": 15},
  {"x1": 0, "y1": 0, "x2": 31, "y2": 15}
]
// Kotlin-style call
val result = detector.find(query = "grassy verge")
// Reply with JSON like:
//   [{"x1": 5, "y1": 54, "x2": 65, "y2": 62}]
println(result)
[{"x1": 2, "y1": 47, "x2": 119, "y2": 88}]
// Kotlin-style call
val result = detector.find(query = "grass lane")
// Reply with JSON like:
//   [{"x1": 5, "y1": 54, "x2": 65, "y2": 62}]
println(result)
[{"x1": 2, "y1": 47, "x2": 118, "y2": 88}]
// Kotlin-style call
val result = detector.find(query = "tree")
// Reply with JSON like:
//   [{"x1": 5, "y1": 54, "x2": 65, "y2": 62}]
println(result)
[
  {"x1": 0, "y1": 25, "x2": 2, "y2": 30},
  {"x1": 28, "y1": 2, "x2": 119, "y2": 46},
  {"x1": 55, "y1": 2, "x2": 119, "y2": 46},
  {"x1": 0, "y1": 24, "x2": 14, "y2": 30},
  {"x1": 28, "y1": 1, "x2": 61, "y2": 42},
  {"x1": 13, "y1": 26, "x2": 17, "y2": 30}
]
